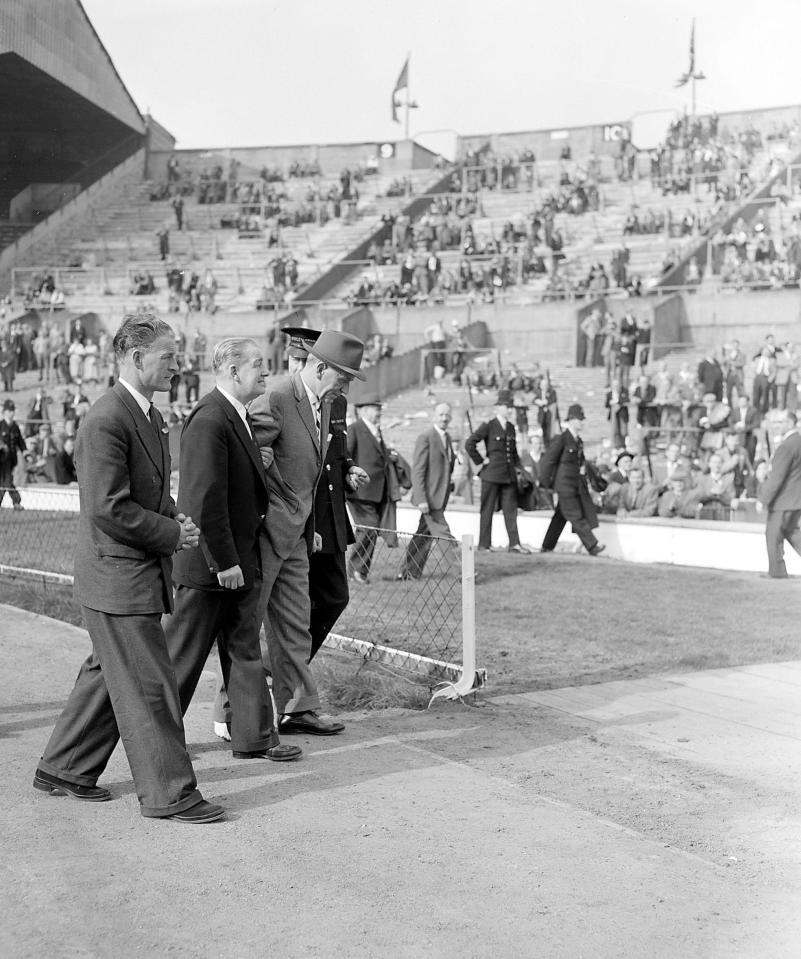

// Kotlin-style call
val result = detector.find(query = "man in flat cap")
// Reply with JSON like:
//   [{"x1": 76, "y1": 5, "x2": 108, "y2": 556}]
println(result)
[{"x1": 540, "y1": 403, "x2": 605, "y2": 555}]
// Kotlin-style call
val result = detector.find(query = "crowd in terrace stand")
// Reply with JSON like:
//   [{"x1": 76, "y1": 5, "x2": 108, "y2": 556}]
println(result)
[{"x1": 706, "y1": 206, "x2": 801, "y2": 290}]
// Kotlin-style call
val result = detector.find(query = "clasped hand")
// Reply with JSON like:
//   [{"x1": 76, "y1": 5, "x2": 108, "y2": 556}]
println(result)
[
  {"x1": 217, "y1": 565, "x2": 244, "y2": 589},
  {"x1": 175, "y1": 513, "x2": 200, "y2": 551}
]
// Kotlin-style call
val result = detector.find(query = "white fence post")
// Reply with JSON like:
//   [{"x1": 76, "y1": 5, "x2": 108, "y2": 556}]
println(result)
[{"x1": 429, "y1": 533, "x2": 485, "y2": 703}]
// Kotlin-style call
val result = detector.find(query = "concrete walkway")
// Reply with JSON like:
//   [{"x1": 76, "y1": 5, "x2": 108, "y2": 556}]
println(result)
[{"x1": 2, "y1": 604, "x2": 800, "y2": 958}]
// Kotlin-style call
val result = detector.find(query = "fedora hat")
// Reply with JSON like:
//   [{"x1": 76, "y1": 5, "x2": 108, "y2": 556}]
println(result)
[{"x1": 309, "y1": 330, "x2": 366, "y2": 380}]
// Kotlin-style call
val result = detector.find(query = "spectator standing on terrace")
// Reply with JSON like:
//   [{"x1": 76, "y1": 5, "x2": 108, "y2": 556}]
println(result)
[
  {"x1": 600, "y1": 316, "x2": 619, "y2": 387},
  {"x1": 33, "y1": 314, "x2": 223, "y2": 823},
  {"x1": 540, "y1": 404, "x2": 605, "y2": 556},
  {"x1": 732, "y1": 394, "x2": 761, "y2": 464},
  {"x1": 580, "y1": 309, "x2": 601, "y2": 367},
  {"x1": 697, "y1": 349, "x2": 724, "y2": 402},
  {"x1": 466, "y1": 389, "x2": 529, "y2": 554},
  {"x1": 398, "y1": 403, "x2": 457, "y2": 580},
  {"x1": 759, "y1": 410, "x2": 801, "y2": 578},
  {"x1": 0, "y1": 339, "x2": 16, "y2": 392},
  {"x1": 172, "y1": 194, "x2": 184, "y2": 231},
  {"x1": 752, "y1": 343, "x2": 778, "y2": 415},
  {"x1": 0, "y1": 399, "x2": 25, "y2": 509}
]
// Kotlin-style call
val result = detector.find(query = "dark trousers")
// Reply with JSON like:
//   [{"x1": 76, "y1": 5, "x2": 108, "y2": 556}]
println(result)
[
  {"x1": 752, "y1": 374, "x2": 772, "y2": 415},
  {"x1": 164, "y1": 584, "x2": 277, "y2": 753},
  {"x1": 401, "y1": 509, "x2": 455, "y2": 577},
  {"x1": 479, "y1": 481, "x2": 520, "y2": 548},
  {"x1": 765, "y1": 508, "x2": 801, "y2": 578},
  {"x1": 0, "y1": 464, "x2": 21, "y2": 506},
  {"x1": 541, "y1": 491, "x2": 599, "y2": 553},
  {"x1": 309, "y1": 549, "x2": 349, "y2": 660},
  {"x1": 37, "y1": 609, "x2": 201, "y2": 818},
  {"x1": 348, "y1": 500, "x2": 383, "y2": 575}
]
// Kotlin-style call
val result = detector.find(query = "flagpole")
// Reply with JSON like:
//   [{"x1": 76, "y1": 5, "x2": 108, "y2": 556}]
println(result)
[{"x1": 404, "y1": 64, "x2": 411, "y2": 140}]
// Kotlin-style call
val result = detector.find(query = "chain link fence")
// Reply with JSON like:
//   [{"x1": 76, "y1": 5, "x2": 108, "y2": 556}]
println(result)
[
  {"x1": 0, "y1": 498, "x2": 484, "y2": 699},
  {"x1": 0, "y1": 486, "x2": 78, "y2": 581},
  {"x1": 329, "y1": 525, "x2": 481, "y2": 698}
]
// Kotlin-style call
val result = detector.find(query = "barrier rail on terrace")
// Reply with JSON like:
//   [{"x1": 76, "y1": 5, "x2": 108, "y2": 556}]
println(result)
[{"x1": 0, "y1": 490, "x2": 484, "y2": 702}]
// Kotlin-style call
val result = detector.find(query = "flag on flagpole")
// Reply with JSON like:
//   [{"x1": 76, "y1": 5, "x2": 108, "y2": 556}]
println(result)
[
  {"x1": 675, "y1": 19, "x2": 696, "y2": 88},
  {"x1": 391, "y1": 56, "x2": 409, "y2": 123}
]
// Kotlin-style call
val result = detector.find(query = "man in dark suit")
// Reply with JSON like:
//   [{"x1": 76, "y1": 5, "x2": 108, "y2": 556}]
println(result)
[
  {"x1": 539, "y1": 403, "x2": 605, "y2": 556},
  {"x1": 163, "y1": 337, "x2": 298, "y2": 762},
  {"x1": 759, "y1": 410, "x2": 801, "y2": 578},
  {"x1": 34, "y1": 314, "x2": 223, "y2": 823},
  {"x1": 346, "y1": 394, "x2": 398, "y2": 579},
  {"x1": 399, "y1": 402, "x2": 457, "y2": 579},
  {"x1": 731, "y1": 394, "x2": 762, "y2": 464},
  {"x1": 465, "y1": 389, "x2": 529, "y2": 553}
]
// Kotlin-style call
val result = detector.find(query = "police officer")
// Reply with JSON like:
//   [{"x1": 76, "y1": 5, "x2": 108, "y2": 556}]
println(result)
[
  {"x1": 465, "y1": 389, "x2": 530, "y2": 553},
  {"x1": 0, "y1": 399, "x2": 25, "y2": 509},
  {"x1": 539, "y1": 403, "x2": 605, "y2": 555}
]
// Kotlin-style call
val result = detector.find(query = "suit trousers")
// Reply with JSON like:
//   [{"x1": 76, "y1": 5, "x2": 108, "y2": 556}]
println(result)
[
  {"x1": 165, "y1": 584, "x2": 277, "y2": 752},
  {"x1": 401, "y1": 509, "x2": 455, "y2": 578},
  {"x1": 0, "y1": 464, "x2": 21, "y2": 506},
  {"x1": 765, "y1": 508, "x2": 801, "y2": 578},
  {"x1": 541, "y1": 491, "x2": 599, "y2": 553},
  {"x1": 478, "y1": 481, "x2": 520, "y2": 549},
  {"x1": 308, "y1": 549, "x2": 349, "y2": 660},
  {"x1": 37, "y1": 609, "x2": 202, "y2": 818},
  {"x1": 752, "y1": 373, "x2": 771, "y2": 415},
  {"x1": 347, "y1": 500, "x2": 383, "y2": 576}
]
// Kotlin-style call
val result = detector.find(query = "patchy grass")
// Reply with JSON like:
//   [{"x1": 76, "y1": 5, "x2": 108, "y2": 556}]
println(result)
[{"x1": 2, "y1": 541, "x2": 800, "y2": 707}]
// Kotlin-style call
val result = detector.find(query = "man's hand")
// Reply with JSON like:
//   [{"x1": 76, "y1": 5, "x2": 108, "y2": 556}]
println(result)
[
  {"x1": 312, "y1": 532, "x2": 323, "y2": 553},
  {"x1": 175, "y1": 513, "x2": 200, "y2": 551},
  {"x1": 419, "y1": 503, "x2": 430, "y2": 515},
  {"x1": 388, "y1": 448, "x2": 399, "y2": 462},
  {"x1": 217, "y1": 565, "x2": 244, "y2": 589},
  {"x1": 347, "y1": 466, "x2": 369, "y2": 490},
  {"x1": 260, "y1": 448, "x2": 274, "y2": 469}
]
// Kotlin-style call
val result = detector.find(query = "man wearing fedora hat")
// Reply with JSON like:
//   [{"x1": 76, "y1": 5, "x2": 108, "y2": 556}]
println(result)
[
  {"x1": 465, "y1": 389, "x2": 530, "y2": 553},
  {"x1": 540, "y1": 403, "x2": 605, "y2": 555},
  {"x1": 248, "y1": 329, "x2": 367, "y2": 736},
  {"x1": 346, "y1": 393, "x2": 412, "y2": 581}
]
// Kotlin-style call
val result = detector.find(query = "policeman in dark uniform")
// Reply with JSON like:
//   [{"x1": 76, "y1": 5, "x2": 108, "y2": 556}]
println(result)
[
  {"x1": 539, "y1": 403, "x2": 605, "y2": 555},
  {"x1": 465, "y1": 389, "x2": 530, "y2": 553},
  {"x1": 0, "y1": 399, "x2": 26, "y2": 509}
]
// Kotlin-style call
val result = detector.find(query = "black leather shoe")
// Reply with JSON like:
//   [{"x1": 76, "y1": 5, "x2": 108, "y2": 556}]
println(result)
[
  {"x1": 279, "y1": 711, "x2": 345, "y2": 736},
  {"x1": 33, "y1": 769, "x2": 111, "y2": 802},
  {"x1": 589, "y1": 544, "x2": 606, "y2": 556},
  {"x1": 233, "y1": 744, "x2": 302, "y2": 762},
  {"x1": 163, "y1": 800, "x2": 225, "y2": 824}
]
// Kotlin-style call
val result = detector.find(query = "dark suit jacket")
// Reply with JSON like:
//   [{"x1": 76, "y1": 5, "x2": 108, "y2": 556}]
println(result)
[
  {"x1": 250, "y1": 371, "x2": 325, "y2": 559},
  {"x1": 314, "y1": 394, "x2": 354, "y2": 554},
  {"x1": 465, "y1": 417, "x2": 519, "y2": 485},
  {"x1": 347, "y1": 417, "x2": 391, "y2": 504},
  {"x1": 73, "y1": 383, "x2": 179, "y2": 615},
  {"x1": 172, "y1": 388, "x2": 268, "y2": 590},
  {"x1": 760, "y1": 431, "x2": 801, "y2": 510},
  {"x1": 411, "y1": 426, "x2": 455, "y2": 511},
  {"x1": 539, "y1": 428, "x2": 587, "y2": 494}
]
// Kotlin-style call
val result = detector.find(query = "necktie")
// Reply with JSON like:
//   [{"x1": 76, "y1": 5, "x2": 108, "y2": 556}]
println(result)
[
  {"x1": 443, "y1": 430, "x2": 452, "y2": 459},
  {"x1": 148, "y1": 404, "x2": 160, "y2": 435},
  {"x1": 314, "y1": 402, "x2": 321, "y2": 440}
]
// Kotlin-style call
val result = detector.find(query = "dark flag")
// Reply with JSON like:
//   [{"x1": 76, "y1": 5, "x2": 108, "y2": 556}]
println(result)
[
  {"x1": 391, "y1": 56, "x2": 409, "y2": 123},
  {"x1": 675, "y1": 19, "x2": 704, "y2": 87}
]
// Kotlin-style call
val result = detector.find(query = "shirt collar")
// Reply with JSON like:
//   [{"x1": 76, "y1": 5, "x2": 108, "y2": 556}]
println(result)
[
  {"x1": 118, "y1": 378, "x2": 151, "y2": 417},
  {"x1": 217, "y1": 385, "x2": 252, "y2": 436},
  {"x1": 300, "y1": 375, "x2": 320, "y2": 413}
]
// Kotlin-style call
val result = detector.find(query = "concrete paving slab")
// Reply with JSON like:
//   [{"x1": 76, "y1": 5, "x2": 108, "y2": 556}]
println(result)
[{"x1": 2, "y1": 605, "x2": 801, "y2": 958}]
